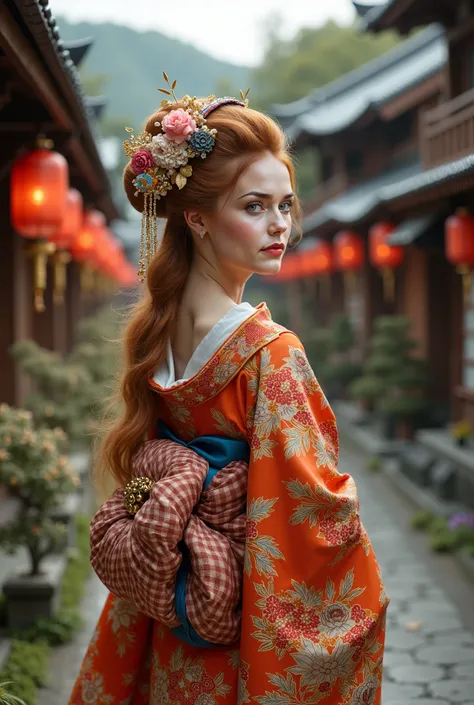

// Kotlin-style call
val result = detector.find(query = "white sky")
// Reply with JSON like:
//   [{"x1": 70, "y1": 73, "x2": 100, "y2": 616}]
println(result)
[{"x1": 50, "y1": 0, "x2": 382, "y2": 66}]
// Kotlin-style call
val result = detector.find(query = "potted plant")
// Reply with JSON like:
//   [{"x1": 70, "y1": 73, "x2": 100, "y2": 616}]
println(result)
[
  {"x1": 451, "y1": 420, "x2": 472, "y2": 447},
  {"x1": 350, "y1": 316, "x2": 428, "y2": 440},
  {"x1": 0, "y1": 405, "x2": 79, "y2": 630}
]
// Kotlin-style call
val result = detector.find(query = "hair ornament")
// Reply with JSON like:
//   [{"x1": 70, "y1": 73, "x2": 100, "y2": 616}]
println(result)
[{"x1": 123, "y1": 72, "x2": 250, "y2": 281}]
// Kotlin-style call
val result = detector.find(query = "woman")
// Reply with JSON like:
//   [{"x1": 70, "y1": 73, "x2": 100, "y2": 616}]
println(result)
[{"x1": 69, "y1": 85, "x2": 388, "y2": 705}]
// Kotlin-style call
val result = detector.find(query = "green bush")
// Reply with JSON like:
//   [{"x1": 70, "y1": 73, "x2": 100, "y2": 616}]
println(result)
[
  {"x1": 0, "y1": 641, "x2": 49, "y2": 705},
  {"x1": 9, "y1": 306, "x2": 122, "y2": 450},
  {"x1": 430, "y1": 529, "x2": 458, "y2": 553},
  {"x1": 366, "y1": 457, "x2": 382, "y2": 473},
  {"x1": 349, "y1": 375, "x2": 385, "y2": 403},
  {"x1": 322, "y1": 361, "x2": 363, "y2": 388},
  {"x1": 411, "y1": 509, "x2": 437, "y2": 531},
  {"x1": 329, "y1": 315, "x2": 355, "y2": 353},
  {"x1": 350, "y1": 315, "x2": 429, "y2": 426},
  {"x1": 411, "y1": 510, "x2": 474, "y2": 555}
]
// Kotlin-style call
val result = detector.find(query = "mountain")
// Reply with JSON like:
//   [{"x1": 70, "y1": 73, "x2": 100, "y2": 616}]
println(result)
[{"x1": 56, "y1": 17, "x2": 251, "y2": 127}]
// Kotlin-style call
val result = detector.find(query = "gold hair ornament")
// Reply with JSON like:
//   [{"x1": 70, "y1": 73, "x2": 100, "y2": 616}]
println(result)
[{"x1": 123, "y1": 73, "x2": 250, "y2": 281}]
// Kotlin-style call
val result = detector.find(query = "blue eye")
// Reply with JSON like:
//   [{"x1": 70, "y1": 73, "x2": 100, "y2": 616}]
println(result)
[
  {"x1": 246, "y1": 203, "x2": 264, "y2": 213},
  {"x1": 280, "y1": 201, "x2": 294, "y2": 212}
]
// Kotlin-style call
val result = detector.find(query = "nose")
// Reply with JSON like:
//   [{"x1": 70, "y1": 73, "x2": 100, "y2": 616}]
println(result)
[{"x1": 268, "y1": 208, "x2": 287, "y2": 236}]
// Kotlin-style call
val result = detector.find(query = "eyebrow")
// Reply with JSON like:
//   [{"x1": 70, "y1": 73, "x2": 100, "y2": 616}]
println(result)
[{"x1": 238, "y1": 191, "x2": 295, "y2": 200}]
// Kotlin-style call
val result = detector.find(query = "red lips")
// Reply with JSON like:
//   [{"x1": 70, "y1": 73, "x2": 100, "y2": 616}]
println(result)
[{"x1": 263, "y1": 243, "x2": 285, "y2": 252}]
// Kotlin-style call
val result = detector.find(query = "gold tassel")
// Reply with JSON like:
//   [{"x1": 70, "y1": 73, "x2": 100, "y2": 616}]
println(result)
[
  {"x1": 145, "y1": 193, "x2": 152, "y2": 269},
  {"x1": 137, "y1": 192, "x2": 159, "y2": 283},
  {"x1": 152, "y1": 194, "x2": 158, "y2": 255},
  {"x1": 138, "y1": 194, "x2": 147, "y2": 283}
]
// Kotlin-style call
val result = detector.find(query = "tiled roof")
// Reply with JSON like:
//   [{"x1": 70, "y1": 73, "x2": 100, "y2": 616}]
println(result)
[
  {"x1": 280, "y1": 25, "x2": 445, "y2": 139},
  {"x1": 272, "y1": 25, "x2": 445, "y2": 136},
  {"x1": 361, "y1": 0, "x2": 398, "y2": 29},
  {"x1": 303, "y1": 161, "x2": 421, "y2": 232},
  {"x1": 380, "y1": 154, "x2": 474, "y2": 202}
]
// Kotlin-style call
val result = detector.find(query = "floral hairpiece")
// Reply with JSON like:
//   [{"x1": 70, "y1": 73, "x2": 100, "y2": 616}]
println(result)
[{"x1": 123, "y1": 73, "x2": 250, "y2": 281}]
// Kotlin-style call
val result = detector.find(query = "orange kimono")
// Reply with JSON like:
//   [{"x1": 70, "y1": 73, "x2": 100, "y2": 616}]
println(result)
[{"x1": 69, "y1": 302, "x2": 388, "y2": 705}]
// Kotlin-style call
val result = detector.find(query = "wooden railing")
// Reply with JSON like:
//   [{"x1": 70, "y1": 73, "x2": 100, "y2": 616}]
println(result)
[
  {"x1": 421, "y1": 87, "x2": 474, "y2": 168},
  {"x1": 303, "y1": 173, "x2": 353, "y2": 215}
]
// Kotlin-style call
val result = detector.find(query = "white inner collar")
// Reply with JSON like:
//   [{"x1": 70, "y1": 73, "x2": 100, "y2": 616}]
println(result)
[{"x1": 153, "y1": 302, "x2": 257, "y2": 389}]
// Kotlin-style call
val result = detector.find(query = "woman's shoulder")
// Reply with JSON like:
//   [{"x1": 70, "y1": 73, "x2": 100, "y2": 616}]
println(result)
[{"x1": 240, "y1": 304, "x2": 305, "y2": 361}]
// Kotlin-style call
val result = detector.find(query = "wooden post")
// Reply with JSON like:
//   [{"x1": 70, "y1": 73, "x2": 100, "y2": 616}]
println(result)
[
  {"x1": 66, "y1": 261, "x2": 83, "y2": 351},
  {"x1": 0, "y1": 215, "x2": 33, "y2": 405}
]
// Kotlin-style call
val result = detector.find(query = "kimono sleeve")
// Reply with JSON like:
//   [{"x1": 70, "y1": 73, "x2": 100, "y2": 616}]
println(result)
[{"x1": 238, "y1": 332, "x2": 386, "y2": 704}]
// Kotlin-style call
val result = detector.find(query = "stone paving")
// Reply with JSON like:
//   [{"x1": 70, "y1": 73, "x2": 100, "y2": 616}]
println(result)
[
  {"x1": 350, "y1": 445, "x2": 474, "y2": 705},
  {"x1": 37, "y1": 441, "x2": 474, "y2": 704}
]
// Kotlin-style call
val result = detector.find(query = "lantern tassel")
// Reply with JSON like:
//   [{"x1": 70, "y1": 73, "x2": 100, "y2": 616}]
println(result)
[
  {"x1": 80, "y1": 264, "x2": 95, "y2": 295},
  {"x1": 52, "y1": 250, "x2": 71, "y2": 305},
  {"x1": 382, "y1": 268, "x2": 395, "y2": 303},
  {"x1": 26, "y1": 240, "x2": 55, "y2": 313},
  {"x1": 343, "y1": 271, "x2": 357, "y2": 299},
  {"x1": 457, "y1": 264, "x2": 473, "y2": 306}
]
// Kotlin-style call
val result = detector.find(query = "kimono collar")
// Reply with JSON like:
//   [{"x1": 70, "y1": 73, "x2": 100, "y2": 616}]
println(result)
[{"x1": 149, "y1": 302, "x2": 286, "y2": 405}]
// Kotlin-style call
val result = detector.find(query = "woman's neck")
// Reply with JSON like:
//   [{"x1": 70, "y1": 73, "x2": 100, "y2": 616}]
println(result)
[{"x1": 183, "y1": 262, "x2": 248, "y2": 311}]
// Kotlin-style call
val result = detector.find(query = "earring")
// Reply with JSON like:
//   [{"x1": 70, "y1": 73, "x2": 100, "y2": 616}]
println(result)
[{"x1": 199, "y1": 230, "x2": 206, "y2": 239}]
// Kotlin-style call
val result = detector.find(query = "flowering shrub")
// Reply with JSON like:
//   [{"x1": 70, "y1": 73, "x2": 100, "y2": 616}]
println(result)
[
  {"x1": 411, "y1": 509, "x2": 474, "y2": 554},
  {"x1": 0, "y1": 405, "x2": 79, "y2": 576},
  {"x1": 451, "y1": 420, "x2": 472, "y2": 442}
]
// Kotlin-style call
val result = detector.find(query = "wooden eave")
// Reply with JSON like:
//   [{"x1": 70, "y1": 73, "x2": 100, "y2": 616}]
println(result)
[
  {"x1": 0, "y1": 0, "x2": 119, "y2": 220},
  {"x1": 371, "y1": 0, "x2": 456, "y2": 33}
]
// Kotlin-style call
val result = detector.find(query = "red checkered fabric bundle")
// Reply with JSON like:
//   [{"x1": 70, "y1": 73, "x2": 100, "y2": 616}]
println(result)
[{"x1": 90, "y1": 439, "x2": 248, "y2": 644}]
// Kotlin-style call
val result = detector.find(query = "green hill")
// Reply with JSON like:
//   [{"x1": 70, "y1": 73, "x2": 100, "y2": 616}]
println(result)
[{"x1": 56, "y1": 17, "x2": 251, "y2": 127}]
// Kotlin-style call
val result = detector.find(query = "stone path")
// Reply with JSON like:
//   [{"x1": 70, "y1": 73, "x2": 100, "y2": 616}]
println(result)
[
  {"x1": 349, "y1": 443, "x2": 474, "y2": 705},
  {"x1": 37, "y1": 441, "x2": 474, "y2": 704}
]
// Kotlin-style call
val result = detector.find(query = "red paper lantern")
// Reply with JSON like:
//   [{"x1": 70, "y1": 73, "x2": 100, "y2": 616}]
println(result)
[
  {"x1": 70, "y1": 210, "x2": 105, "y2": 263},
  {"x1": 445, "y1": 210, "x2": 474, "y2": 267},
  {"x1": 369, "y1": 222, "x2": 404, "y2": 270},
  {"x1": 50, "y1": 189, "x2": 83, "y2": 250},
  {"x1": 334, "y1": 231, "x2": 364, "y2": 272},
  {"x1": 313, "y1": 240, "x2": 334, "y2": 275},
  {"x1": 11, "y1": 140, "x2": 68, "y2": 239},
  {"x1": 275, "y1": 253, "x2": 301, "y2": 281},
  {"x1": 297, "y1": 250, "x2": 316, "y2": 278},
  {"x1": 445, "y1": 209, "x2": 474, "y2": 305}
]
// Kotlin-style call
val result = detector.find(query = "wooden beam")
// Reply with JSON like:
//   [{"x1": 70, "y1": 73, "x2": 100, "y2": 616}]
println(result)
[
  {"x1": 380, "y1": 72, "x2": 444, "y2": 121},
  {"x1": 0, "y1": 7, "x2": 72, "y2": 130}
]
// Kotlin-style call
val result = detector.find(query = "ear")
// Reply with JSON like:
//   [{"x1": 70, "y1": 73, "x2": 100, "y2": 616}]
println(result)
[{"x1": 184, "y1": 210, "x2": 205, "y2": 236}]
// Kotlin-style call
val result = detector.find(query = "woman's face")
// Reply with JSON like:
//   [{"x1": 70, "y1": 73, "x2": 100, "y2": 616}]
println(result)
[{"x1": 197, "y1": 152, "x2": 295, "y2": 281}]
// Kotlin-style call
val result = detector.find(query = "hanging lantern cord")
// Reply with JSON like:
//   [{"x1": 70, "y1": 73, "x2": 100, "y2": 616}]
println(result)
[{"x1": 26, "y1": 240, "x2": 56, "y2": 313}]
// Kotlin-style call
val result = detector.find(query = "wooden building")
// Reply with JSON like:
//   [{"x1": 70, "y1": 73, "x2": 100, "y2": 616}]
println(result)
[
  {"x1": 0, "y1": 0, "x2": 120, "y2": 407},
  {"x1": 273, "y1": 6, "x2": 474, "y2": 429}
]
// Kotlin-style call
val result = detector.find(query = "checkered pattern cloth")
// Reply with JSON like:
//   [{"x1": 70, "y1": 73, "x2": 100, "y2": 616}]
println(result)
[{"x1": 90, "y1": 439, "x2": 248, "y2": 644}]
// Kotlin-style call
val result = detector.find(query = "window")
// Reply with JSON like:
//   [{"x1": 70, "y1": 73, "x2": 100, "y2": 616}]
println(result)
[{"x1": 463, "y1": 278, "x2": 474, "y2": 389}]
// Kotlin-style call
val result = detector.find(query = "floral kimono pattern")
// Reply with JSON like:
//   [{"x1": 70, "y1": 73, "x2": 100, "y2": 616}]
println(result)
[{"x1": 69, "y1": 303, "x2": 388, "y2": 705}]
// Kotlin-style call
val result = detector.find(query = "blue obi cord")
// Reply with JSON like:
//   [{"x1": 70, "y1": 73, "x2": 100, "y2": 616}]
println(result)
[{"x1": 157, "y1": 420, "x2": 249, "y2": 648}]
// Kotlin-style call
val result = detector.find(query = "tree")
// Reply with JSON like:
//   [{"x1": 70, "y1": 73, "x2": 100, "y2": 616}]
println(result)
[
  {"x1": 350, "y1": 316, "x2": 428, "y2": 432},
  {"x1": 252, "y1": 20, "x2": 400, "y2": 111}
]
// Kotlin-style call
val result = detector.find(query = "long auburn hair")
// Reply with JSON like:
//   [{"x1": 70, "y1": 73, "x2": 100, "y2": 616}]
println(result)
[{"x1": 98, "y1": 102, "x2": 302, "y2": 488}]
